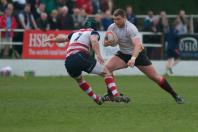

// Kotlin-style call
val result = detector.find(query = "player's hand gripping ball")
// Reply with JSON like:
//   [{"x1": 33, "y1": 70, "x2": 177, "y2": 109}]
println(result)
[{"x1": 105, "y1": 31, "x2": 118, "y2": 46}]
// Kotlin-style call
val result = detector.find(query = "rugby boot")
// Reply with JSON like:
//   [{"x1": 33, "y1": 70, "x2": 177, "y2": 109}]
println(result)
[
  {"x1": 95, "y1": 96, "x2": 104, "y2": 105},
  {"x1": 174, "y1": 95, "x2": 184, "y2": 104},
  {"x1": 103, "y1": 93, "x2": 130, "y2": 103}
]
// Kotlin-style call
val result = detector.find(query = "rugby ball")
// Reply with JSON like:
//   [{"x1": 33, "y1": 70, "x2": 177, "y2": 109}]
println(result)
[{"x1": 105, "y1": 31, "x2": 118, "y2": 44}]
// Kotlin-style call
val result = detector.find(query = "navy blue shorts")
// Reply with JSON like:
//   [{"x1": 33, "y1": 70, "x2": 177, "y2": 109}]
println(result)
[
  {"x1": 65, "y1": 52, "x2": 96, "y2": 78},
  {"x1": 115, "y1": 50, "x2": 152, "y2": 66},
  {"x1": 167, "y1": 48, "x2": 180, "y2": 59}
]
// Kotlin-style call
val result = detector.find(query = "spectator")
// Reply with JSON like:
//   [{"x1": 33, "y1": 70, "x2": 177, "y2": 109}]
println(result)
[
  {"x1": 72, "y1": 8, "x2": 82, "y2": 29},
  {"x1": 36, "y1": 12, "x2": 49, "y2": 30},
  {"x1": 164, "y1": 16, "x2": 187, "y2": 71},
  {"x1": 48, "y1": 9, "x2": 59, "y2": 30},
  {"x1": 164, "y1": 20, "x2": 180, "y2": 75},
  {"x1": 18, "y1": 3, "x2": 38, "y2": 29},
  {"x1": 76, "y1": 0, "x2": 93, "y2": 14},
  {"x1": 101, "y1": 9, "x2": 113, "y2": 30},
  {"x1": 57, "y1": 6, "x2": 74, "y2": 30},
  {"x1": 39, "y1": 0, "x2": 56, "y2": 14},
  {"x1": 157, "y1": 11, "x2": 169, "y2": 33},
  {"x1": 27, "y1": 0, "x2": 41, "y2": 18},
  {"x1": 92, "y1": 0, "x2": 101, "y2": 14},
  {"x1": 176, "y1": 10, "x2": 188, "y2": 34},
  {"x1": 78, "y1": 8, "x2": 87, "y2": 28},
  {"x1": 143, "y1": 10, "x2": 155, "y2": 31},
  {"x1": 143, "y1": 10, "x2": 159, "y2": 59},
  {"x1": 57, "y1": 6, "x2": 62, "y2": 16},
  {"x1": 13, "y1": 0, "x2": 26, "y2": 11},
  {"x1": 0, "y1": 0, "x2": 8, "y2": 16},
  {"x1": 100, "y1": 0, "x2": 110, "y2": 12},
  {"x1": 33, "y1": 3, "x2": 45, "y2": 18},
  {"x1": 14, "y1": 3, "x2": 37, "y2": 57},
  {"x1": 126, "y1": 5, "x2": 137, "y2": 26},
  {"x1": 66, "y1": 0, "x2": 75, "y2": 14},
  {"x1": 0, "y1": 4, "x2": 17, "y2": 58}
]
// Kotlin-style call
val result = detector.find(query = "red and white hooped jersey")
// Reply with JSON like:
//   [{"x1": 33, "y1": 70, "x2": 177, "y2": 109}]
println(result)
[{"x1": 66, "y1": 28, "x2": 99, "y2": 58}]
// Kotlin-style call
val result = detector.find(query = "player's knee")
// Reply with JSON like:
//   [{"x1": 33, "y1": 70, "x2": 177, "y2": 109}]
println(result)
[
  {"x1": 74, "y1": 75, "x2": 83, "y2": 83},
  {"x1": 102, "y1": 67, "x2": 112, "y2": 77},
  {"x1": 148, "y1": 74, "x2": 162, "y2": 84},
  {"x1": 105, "y1": 64, "x2": 114, "y2": 72},
  {"x1": 153, "y1": 75, "x2": 164, "y2": 84}
]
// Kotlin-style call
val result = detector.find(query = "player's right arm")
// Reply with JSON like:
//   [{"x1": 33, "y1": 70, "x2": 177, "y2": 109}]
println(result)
[
  {"x1": 103, "y1": 24, "x2": 115, "y2": 47},
  {"x1": 103, "y1": 34, "x2": 114, "y2": 47},
  {"x1": 90, "y1": 31, "x2": 104, "y2": 64}
]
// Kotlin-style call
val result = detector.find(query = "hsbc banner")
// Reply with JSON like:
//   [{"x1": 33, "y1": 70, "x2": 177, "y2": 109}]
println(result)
[
  {"x1": 22, "y1": 30, "x2": 73, "y2": 59},
  {"x1": 179, "y1": 34, "x2": 198, "y2": 59}
]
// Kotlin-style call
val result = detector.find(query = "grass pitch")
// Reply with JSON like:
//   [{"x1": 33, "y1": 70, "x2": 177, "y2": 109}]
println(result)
[{"x1": 0, "y1": 76, "x2": 197, "y2": 132}]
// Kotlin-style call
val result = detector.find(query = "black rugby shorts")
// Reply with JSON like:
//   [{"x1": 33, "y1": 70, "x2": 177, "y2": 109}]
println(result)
[
  {"x1": 65, "y1": 52, "x2": 96, "y2": 78},
  {"x1": 115, "y1": 50, "x2": 152, "y2": 66}
]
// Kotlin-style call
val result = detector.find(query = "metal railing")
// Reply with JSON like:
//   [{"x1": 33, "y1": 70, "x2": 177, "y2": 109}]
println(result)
[
  {"x1": 141, "y1": 32, "x2": 162, "y2": 47},
  {"x1": 0, "y1": 29, "x2": 24, "y2": 45},
  {"x1": 0, "y1": 29, "x2": 163, "y2": 46},
  {"x1": 136, "y1": 14, "x2": 198, "y2": 34}
]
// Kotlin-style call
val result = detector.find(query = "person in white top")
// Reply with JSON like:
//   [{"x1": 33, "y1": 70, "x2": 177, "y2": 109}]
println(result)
[
  {"x1": 103, "y1": 9, "x2": 184, "y2": 104},
  {"x1": 44, "y1": 18, "x2": 130, "y2": 105}
]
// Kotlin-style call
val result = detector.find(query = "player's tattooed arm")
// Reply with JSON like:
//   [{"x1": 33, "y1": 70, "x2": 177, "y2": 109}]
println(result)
[
  {"x1": 44, "y1": 34, "x2": 69, "y2": 43},
  {"x1": 127, "y1": 37, "x2": 144, "y2": 67},
  {"x1": 131, "y1": 37, "x2": 144, "y2": 59}
]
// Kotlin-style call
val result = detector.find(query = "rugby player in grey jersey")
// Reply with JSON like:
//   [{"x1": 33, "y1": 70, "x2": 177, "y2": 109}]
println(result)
[{"x1": 103, "y1": 9, "x2": 184, "y2": 104}]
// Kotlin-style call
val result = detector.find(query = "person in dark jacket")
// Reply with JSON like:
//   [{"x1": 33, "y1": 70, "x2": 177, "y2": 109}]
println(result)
[{"x1": 164, "y1": 22, "x2": 180, "y2": 75}]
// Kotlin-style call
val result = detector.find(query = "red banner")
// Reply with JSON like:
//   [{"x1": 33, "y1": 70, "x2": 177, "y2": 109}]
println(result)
[{"x1": 22, "y1": 30, "x2": 73, "y2": 59}]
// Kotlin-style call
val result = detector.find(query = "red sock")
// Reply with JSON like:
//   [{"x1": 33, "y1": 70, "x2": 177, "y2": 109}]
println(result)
[
  {"x1": 104, "y1": 76, "x2": 119, "y2": 96},
  {"x1": 78, "y1": 80, "x2": 98, "y2": 100},
  {"x1": 158, "y1": 77, "x2": 177, "y2": 97}
]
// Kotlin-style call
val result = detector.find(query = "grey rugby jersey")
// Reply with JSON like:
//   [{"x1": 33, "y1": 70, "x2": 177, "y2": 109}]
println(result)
[{"x1": 108, "y1": 20, "x2": 142, "y2": 55}]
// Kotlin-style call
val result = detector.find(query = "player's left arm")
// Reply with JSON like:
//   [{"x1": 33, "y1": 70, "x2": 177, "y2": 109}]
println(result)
[
  {"x1": 127, "y1": 26, "x2": 144, "y2": 67},
  {"x1": 131, "y1": 36, "x2": 144, "y2": 59},
  {"x1": 44, "y1": 32, "x2": 73, "y2": 43}
]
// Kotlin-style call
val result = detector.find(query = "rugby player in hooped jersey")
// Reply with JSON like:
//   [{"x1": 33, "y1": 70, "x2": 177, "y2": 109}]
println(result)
[
  {"x1": 103, "y1": 9, "x2": 184, "y2": 104},
  {"x1": 44, "y1": 18, "x2": 130, "y2": 105}
]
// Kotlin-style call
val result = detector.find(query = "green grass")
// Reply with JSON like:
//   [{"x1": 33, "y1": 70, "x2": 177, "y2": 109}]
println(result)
[{"x1": 0, "y1": 76, "x2": 197, "y2": 132}]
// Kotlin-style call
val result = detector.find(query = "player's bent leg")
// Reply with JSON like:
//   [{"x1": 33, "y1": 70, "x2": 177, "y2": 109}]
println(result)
[
  {"x1": 102, "y1": 66, "x2": 130, "y2": 103},
  {"x1": 74, "y1": 75, "x2": 104, "y2": 105},
  {"x1": 91, "y1": 63, "x2": 120, "y2": 97},
  {"x1": 137, "y1": 65, "x2": 162, "y2": 83},
  {"x1": 104, "y1": 56, "x2": 130, "y2": 103},
  {"x1": 105, "y1": 55, "x2": 128, "y2": 73},
  {"x1": 137, "y1": 65, "x2": 184, "y2": 104}
]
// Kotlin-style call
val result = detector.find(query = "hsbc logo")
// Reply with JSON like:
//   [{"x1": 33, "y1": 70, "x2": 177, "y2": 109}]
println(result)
[
  {"x1": 29, "y1": 33, "x2": 54, "y2": 48},
  {"x1": 179, "y1": 37, "x2": 198, "y2": 52},
  {"x1": 29, "y1": 33, "x2": 67, "y2": 48}
]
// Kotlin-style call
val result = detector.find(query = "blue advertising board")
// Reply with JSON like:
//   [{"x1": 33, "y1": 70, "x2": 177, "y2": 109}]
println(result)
[{"x1": 179, "y1": 34, "x2": 198, "y2": 59}]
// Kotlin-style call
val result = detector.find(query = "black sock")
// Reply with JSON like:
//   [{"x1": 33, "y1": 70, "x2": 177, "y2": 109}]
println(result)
[{"x1": 159, "y1": 78, "x2": 177, "y2": 98}]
